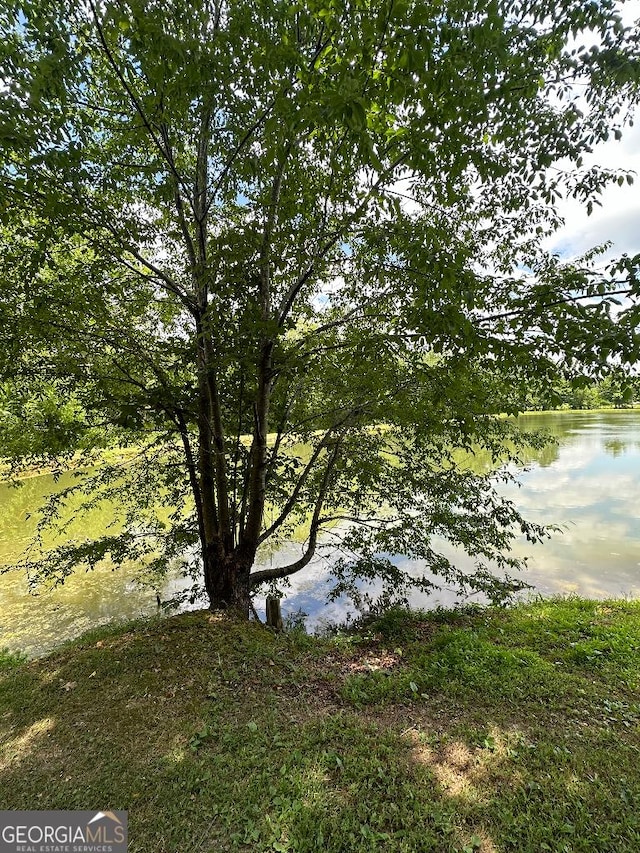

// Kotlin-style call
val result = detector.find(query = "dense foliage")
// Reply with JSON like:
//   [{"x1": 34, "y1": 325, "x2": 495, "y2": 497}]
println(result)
[{"x1": 1, "y1": 0, "x2": 639, "y2": 613}]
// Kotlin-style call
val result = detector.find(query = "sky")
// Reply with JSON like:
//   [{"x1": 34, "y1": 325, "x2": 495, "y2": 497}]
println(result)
[
  {"x1": 549, "y1": 0, "x2": 640, "y2": 263},
  {"x1": 550, "y1": 120, "x2": 640, "y2": 262}
]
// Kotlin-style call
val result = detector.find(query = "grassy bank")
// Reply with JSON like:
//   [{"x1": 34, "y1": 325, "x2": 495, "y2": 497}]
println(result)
[{"x1": 1, "y1": 599, "x2": 639, "y2": 852}]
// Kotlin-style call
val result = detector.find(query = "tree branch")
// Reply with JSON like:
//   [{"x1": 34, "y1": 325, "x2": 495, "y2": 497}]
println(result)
[
  {"x1": 276, "y1": 151, "x2": 410, "y2": 326},
  {"x1": 476, "y1": 287, "x2": 634, "y2": 324},
  {"x1": 257, "y1": 414, "x2": 352, "y2": 545},
  {"x1": 88, "y1": 0, "x2": 189, "y2": 195},
  {"x1": 249, "y1": 440, "x2": 341, "y2": 586},
  {"x1": 206, "y1": 26, "x2": 335, "y2": 211}
]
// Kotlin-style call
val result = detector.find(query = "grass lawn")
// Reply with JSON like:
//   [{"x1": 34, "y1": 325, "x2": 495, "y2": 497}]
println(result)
[{"x1": 1, "y1": 598, "x2": 639, "y2": 852}]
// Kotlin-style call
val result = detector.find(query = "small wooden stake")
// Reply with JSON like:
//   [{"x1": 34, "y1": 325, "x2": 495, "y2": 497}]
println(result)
[{"x1": 266, "y1": 596, "x2": 283, "y2": 631}]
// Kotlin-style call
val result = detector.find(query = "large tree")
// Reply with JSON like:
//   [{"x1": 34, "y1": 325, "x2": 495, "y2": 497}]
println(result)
[{"x1": 1, "y1": 0, "x2": 639, "y2": 616}]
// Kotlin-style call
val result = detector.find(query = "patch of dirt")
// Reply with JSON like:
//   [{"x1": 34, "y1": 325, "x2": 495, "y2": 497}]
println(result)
[{"x1": 340, "y1": 649, "x2": 404, "y2": 674}]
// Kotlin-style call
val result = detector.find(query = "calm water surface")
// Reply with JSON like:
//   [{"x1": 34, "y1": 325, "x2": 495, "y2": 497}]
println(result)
[{"x1": 1, "y1": 411, "x2": 639, "y2": 655}]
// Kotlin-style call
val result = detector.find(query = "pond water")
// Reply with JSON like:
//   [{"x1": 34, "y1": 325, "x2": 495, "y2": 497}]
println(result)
[{"x1": 1, "y1": 411, "x2": 639, "y2": 655}]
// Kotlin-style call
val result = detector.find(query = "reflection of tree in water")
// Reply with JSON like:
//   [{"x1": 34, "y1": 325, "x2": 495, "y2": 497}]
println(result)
[
  {"x1": 604, "y1": 439, "x2": 627, "y2": 458},
  {"x1": 3, "y1": 412, "x2": 639, "y2": 653},
  {"x1": 0, "y1": 560, "x2": 160, "y2": 657},
  {"x1": 0, "y1": 470, "x2": 166, "y2": 657},
  {"x1": 517, "y1": 413, "x2": 581, "y2": 441},
  {"x1": 0, "y1": 471, "x2": 118, "y2": 563},
  {"x1": 0, "y1": 473, "x2": 91, "y2": 561},
  {"x1": 430, "y1": 428, "x2": 560, "y2": 475},
  {"x1": 530, "y1": 441, "x2": 560, "y2": 468},
  {"x1": 0, "y1": 478, "x2": 44, "y2": 558},
  {"x1": 517, "y1": 411, "x2": 640, "y2": 464}
]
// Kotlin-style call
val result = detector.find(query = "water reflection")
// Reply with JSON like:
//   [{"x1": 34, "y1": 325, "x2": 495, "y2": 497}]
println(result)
[
  {"x1": 497, "y1": 412, "x2": 640, "y2": 604},
  {"x1": 260, "y1": 411, "x2": 640, "y2": 629},
  {"x1": 0, "y1": 472, "x2": 159, "y2": 656},
  {"x1": 1, "y1": 411, "x2": 639, "y2": 654}
]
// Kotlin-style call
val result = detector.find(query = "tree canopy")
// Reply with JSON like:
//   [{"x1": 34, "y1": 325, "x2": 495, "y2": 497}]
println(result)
[{"x1": 1, "y1": 0, "x2": 639, "y2": 616}]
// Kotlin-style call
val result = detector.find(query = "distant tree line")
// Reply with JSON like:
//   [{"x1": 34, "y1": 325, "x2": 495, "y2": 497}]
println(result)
[{"x1": 526, "y1": 375, "x2": 640, "y2": 411}]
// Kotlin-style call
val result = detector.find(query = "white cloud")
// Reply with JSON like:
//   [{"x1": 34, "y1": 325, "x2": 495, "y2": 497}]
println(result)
[
  {"x1": 548, "y1": 131, "x2": 640, "y2": 260},
  {"x1": 548, "y1": 1, "x2": 640, "y2": 260}
]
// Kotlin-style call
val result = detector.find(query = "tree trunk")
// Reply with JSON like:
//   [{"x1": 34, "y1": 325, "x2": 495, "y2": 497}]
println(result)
[{"x1": 203, "y1": 545, "x2": 251, "y2": 617}]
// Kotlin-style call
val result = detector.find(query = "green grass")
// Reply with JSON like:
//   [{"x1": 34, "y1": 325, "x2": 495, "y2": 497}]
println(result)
[
  {"x1": 1, "y1": 599, "x2": 640, "y2": 852},
  {"x1": 0, "y1": 647, "x2": 27, "y2": 670}
]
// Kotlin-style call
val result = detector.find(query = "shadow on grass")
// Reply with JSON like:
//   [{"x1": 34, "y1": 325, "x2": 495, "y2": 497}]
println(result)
[{"x1": 0, "y1": 603, "x2": 639, "y2": 852}]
